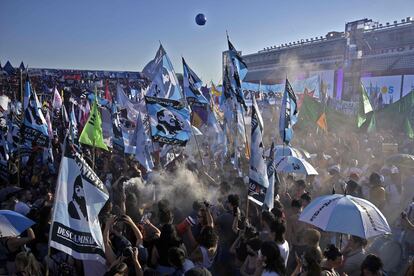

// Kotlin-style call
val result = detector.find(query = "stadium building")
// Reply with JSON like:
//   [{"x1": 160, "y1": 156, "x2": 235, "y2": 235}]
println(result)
[{"x1": 237, "y1": 17, "x2": 414, "y2": 103}]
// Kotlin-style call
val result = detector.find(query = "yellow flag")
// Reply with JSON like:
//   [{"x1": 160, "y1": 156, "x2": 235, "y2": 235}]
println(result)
[
  {"x1": 316, "y1": 112, "x2": 328, "y2": 132},
  {"x1": 79, "y1": 97, "x2": 108, "y2": 150},
  {"x1": 210, "y1": 83, "x2": 221, "y2": 96}
]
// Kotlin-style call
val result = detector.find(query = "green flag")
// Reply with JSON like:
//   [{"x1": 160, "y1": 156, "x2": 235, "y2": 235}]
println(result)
[
  {"x1": 357, "y1": 83, "x2": 373, "y2": 128},
  {"x1": 367, "y1": 112, "x2": 376, "y2": 133},
  {"x1": 79, "y1": 97, "x2": 109, "y2": 150},
  {"x1": 405, "y1": 118, "x2": 414, "y2": 139}
]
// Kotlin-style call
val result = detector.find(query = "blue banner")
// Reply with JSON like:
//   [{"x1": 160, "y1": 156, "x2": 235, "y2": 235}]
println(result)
[{"x1": 145, "y1": 96, "x2": 191, "y2": 146}]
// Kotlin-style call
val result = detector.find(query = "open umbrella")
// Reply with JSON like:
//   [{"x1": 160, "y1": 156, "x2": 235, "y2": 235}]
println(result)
[
  {"x1": 0, "y1": 186, "x2": 22, "y2": 202},
  {"x1": 385, "y1": 154, "x2": 414, "y2": 168},
  {"x1": 0, "y1": 210, "x2": 35, "y2": 237},
  {"x1": 299, "y1": 194, "x2": 391, "y2": 239},
  {"x1": 265, "y1": 145, "x2": 309, "y2": 159},
  {"x1": 275, "y1": 156, "x2": 318, "y2": 175}
]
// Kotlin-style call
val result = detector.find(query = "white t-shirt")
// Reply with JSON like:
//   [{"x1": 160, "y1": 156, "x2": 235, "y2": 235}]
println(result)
[{"x1": 277, "y1": 240, "x2": 289, "y2": 267}]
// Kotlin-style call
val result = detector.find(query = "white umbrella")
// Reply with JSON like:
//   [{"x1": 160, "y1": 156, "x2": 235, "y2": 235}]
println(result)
[
  {"x1": 275, "y1": 156, "x2": 318, "y2": 175},
  {"x1": 299, "y1": 194, "x2": 391, "y2": 239},
  {"x1": 265, "y1": 145, "x2": 305, "y2": 159}
]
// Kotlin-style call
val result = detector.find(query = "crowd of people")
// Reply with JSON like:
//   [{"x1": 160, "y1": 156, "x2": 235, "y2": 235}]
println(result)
[{"x1": 1, "y1": 71, "x2": 414, "y2": 276}]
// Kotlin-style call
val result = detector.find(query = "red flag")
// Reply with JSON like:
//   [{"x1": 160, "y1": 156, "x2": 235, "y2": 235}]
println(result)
[{"x1": 104, "y1": 80, "x2": 112, "y2": 103}]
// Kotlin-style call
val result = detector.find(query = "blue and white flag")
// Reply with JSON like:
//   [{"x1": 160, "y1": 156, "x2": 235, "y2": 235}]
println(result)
[
  {"x1": 145, "y1": 96, "x2": 191, "y2": 146},
  {"x1": 0, "y1": 129, "x2": 9, "y2": 181},
  {"x1": 23, "y1": 80, "x2": 31, "y2": 110},
  {"x1": 111, "y1": 106, "x2": 125, "y2": 153},
  {"x1": 134, "y1": 112, "x2": 154, "y2": 171},
  {"x1": 227, "y1": 37, "x2": 248, "y2": 110},
  {"x1": 263, "y1": 141, "x2": 279, "y2": 211},
  {"x1": 7, "y1": 118, "x2": 20, "y2": 153},
  {"x1": 116, "y1": 84, "x2": 140, "y2": 122},
  {"x1": 248, "y1": 97, "x2": 269, "y2": 206},
  {"x1": 145, "y1": 45, "x2": 182, "y2": 101},
  {"x1": 69, "y1": 103, "x2": 79, "y2": 143},
  {"x1": 279, "y1": 78, "x2": 298, "y2": 145},
  {"x1": 50, "y1": 141, "x2": 109, "y2": 263},
  {"x1": 22, "y1": 87, "x2": 50, "y2": 147},
  {"x1": 182, "y1": 58, "x2": 208, "y2": 106}
]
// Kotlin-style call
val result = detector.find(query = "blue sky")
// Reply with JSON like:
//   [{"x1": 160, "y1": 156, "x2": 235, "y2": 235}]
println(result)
[{"x1": 1, "y1": 0, "x2": 413, "y2": 83}]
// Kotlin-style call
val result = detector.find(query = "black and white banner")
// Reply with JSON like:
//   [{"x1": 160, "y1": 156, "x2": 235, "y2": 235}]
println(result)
[
  {"x1": 49, "y1": 143, "x2": 109, "y2": 263},
  {"x1": 248, "y1": 97, "x2": 269, "y2": 206},
  {"x1": 22, "y1": 89, "x2": 50, "y2": 147}
]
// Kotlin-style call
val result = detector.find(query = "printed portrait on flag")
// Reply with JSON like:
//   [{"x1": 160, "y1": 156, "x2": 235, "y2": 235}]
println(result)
[
  {"x1": 50, "y1": 146, "x2": 109, "y2": 262},
  {"x1": 156, "y1": 108, "x2": 184, "y2": 135},
  {"x1": 68, "y1": 175, "x2": 88, "y2": 222},
  {"x1": 145, "y1": 96, "x2": 191, "y2": 146}
]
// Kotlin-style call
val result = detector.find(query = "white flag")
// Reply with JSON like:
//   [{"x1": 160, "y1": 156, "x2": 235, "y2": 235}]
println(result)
[
  {"x1": 49, "y1": 143, "x2": 109, "y2": 263},
  {"x1": 52, "y1": 87, "x2": 62, "y2": 110},
  {"x1": 248, "y1": 97, "x2": 269, "y2": 206},
  {"x1": 134, "y1": 112, "x2": 154, "y2": 171}
]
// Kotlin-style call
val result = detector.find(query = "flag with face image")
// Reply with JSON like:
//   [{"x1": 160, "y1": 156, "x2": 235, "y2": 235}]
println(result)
[
  {"x1": 144, "y1": 45, "x2": 183, "y2": 100},
  {"x1": 49, "y1": 141, "x2": 109, "y2": 263},
  {"x1": 248, "y1": 97, "x2": 269, "y2": 206},
  {"x1": 145, "y1": 96, "x2": 191, "y2": 146}
]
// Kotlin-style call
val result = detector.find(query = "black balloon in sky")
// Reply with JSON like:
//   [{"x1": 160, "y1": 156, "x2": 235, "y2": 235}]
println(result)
[{"x1": 195, "y1": 13, "x2": 207, "y2": 26}]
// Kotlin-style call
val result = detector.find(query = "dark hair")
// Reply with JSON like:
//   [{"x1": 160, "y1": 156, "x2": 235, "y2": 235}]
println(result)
[
  {"x1": 160, "y1": 224, "x2": 181, "y2": 246},
  {"x1": 246, "y1": 237, "x2": 262, "y2": 252},
  {"x1": 104, "y1": 262, "x2": 128, "y2": 276},
  {"x1": 261, "y1": 211, "x2": 276, "y2": 228},
  {"x1": 300, "y1": 193, "x2": 311, "y2": 203},
  {"x1": 369, "y1": 172, "x2": 381, "y2": 186},
  {"x1": 198, "y1": 226, "x2": 218, "y2": 249},
  {"x1": 271, "y1": 207, "x2": 284, "y2": 220},
  {"x1": 291, "y1": 199, "x2": 302, "y2": 209},
  {"x1": 346, "y1": 180, "x2": 358, "y2": 191},
  {"x1": 304, "y1": 247, "x2": 322, "y2": 275},
  {"x1": 271, "y1": 220, "x2": 286, "y2": 243},
  {"x1": 168, "y1": 247, "x2": 185, "y2": 269},
  {"x1": 158, "y1": 208, "x2": 173, "y2": 225},
  {"x1": 296, "y1": 179, "x2": 306, "y2": 188},
  {"x1": 227, "y1": 194, "x2": 240, "y2": 207},
  {"x1": 260, "y1": 241, "x2": 286, "y2": 275},
  {"x1": 185, "y1": 267, "x2": 212, "y2": 276},
  {"x1": 361, "y1": 254, "x2": 383, "y2": 274},
  {"x1": 323, "y1": 244, "x2": 342, "y2": 261}
]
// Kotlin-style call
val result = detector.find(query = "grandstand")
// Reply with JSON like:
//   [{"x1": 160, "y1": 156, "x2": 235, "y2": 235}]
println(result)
[{"x1": 239, "y1": 17, "x2": 414, "y2": 101}]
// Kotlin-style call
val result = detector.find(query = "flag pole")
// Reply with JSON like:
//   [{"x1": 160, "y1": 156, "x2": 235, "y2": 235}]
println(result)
[
  {"x1": 17, "y1": 69, "x2": 24, "y2": 187},
  {"x1": 191, "y1": 125, "x2": 205, "y2": 167},
  {"x1": 92, "y1": 142, "x2": 96, "y2": 170}
]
